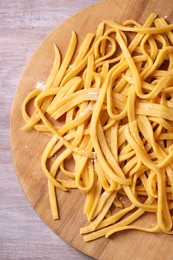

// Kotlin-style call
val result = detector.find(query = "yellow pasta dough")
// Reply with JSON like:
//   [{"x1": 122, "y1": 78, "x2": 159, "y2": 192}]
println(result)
[{"x1": 22, "y1": 13, "x2": 173, "y2": 241}]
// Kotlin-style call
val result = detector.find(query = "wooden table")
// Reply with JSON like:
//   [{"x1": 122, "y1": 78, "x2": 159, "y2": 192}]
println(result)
[{"x1": 0, "y1": 1, "x2": 98, "y2": 259}]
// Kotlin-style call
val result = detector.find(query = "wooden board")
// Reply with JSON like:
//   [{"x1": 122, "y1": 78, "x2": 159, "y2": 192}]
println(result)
[{"x1": 10, "y1": 0, "x2": 173, "y2": 259}]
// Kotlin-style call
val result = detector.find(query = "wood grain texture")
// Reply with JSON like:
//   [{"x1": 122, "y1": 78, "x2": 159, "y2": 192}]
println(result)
[
  {"x1": 5, "y1": 0, "x2": 173, "y2": 259},
  {"x1": 0, "y1": 1, "x2": 97, "y2": 259}
]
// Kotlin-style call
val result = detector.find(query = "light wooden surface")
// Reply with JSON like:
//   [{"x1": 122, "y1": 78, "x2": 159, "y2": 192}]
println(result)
[
  {"x1": 0, "y1": 1, "x2": 97, "y2": 259},
  {"x1": 9, "y1": 0, "x2": 173, "y2": 259},
  {"x1": 3, "y1": 0, "x2": 173, "y2": 259}
]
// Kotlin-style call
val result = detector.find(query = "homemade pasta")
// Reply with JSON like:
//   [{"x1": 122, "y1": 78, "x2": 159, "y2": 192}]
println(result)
[{"x1": 22, "y1": 13, "x2": 173, "y2": 241}]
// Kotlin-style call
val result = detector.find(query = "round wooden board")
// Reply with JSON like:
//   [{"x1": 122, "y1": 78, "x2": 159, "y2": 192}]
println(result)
[{"x1": 10, "y1": 0, "x2": 173, "y2": 259}]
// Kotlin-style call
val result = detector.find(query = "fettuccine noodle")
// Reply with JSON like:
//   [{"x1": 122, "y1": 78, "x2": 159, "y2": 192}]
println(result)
[{"x1": 22, "y1": 13, "x2": 173, "y2": 241}]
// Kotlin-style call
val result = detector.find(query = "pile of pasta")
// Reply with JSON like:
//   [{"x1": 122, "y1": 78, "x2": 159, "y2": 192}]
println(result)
[{"x1": 22, "y1": 13, "x2": 173, "y2": 241}]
